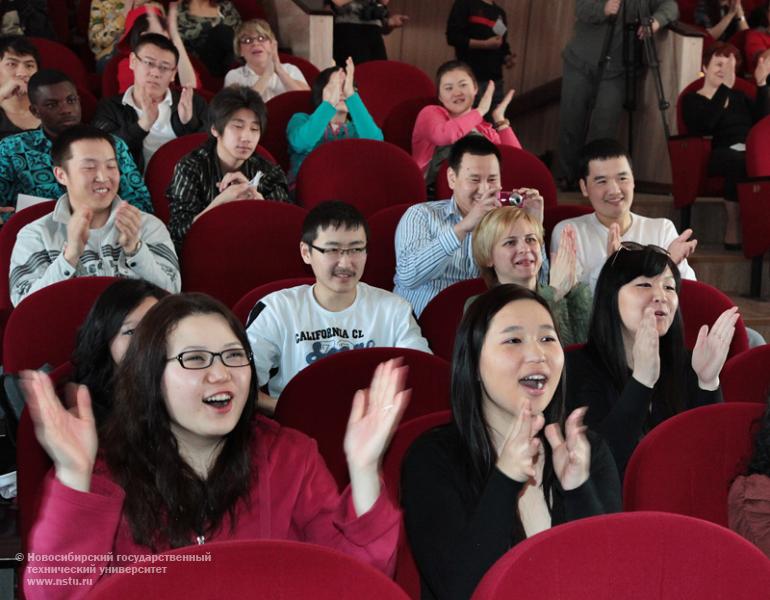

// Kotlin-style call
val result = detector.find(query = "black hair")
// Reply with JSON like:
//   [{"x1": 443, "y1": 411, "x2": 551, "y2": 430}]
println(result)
[
  {"x1": 209, "y1": 85, "x2": 267, "y2": 136},
  {"x1": 0, "y1": 35, "x2": 39, "y2": 64},
  {"x1": 447, "y1": 135, "x2": 500, "y2": 173},
  {"x1": 51, "y1": 124, "x2": 117, "y2": 168},
  {"x1": 72, "y1": 279, "x2": 168, "y2": 424},
  {"x1": 28, "y1": 69, "x2": 74, "y2": 104},
  {"x1": 577, "y1": 138, "x2": 633, "y2": 181},
  {"x1": 300, "y1": 200, "x2": 370, "y2": 245},
  {"x1": 129, "y1": 13, "x2": 169, "y2": 50},
  {"x1": 435, "y1": 59, "x2": 477, "y2": 90},
  {"x1": 133, "y1": 32, "x2": 179, "y2": 65},
  {"x1": 586, "y1": 246, "x2": 686, "y2": 424},
  {"x1": 451, "y1": 284, "x2": 566, "y2": 509}
]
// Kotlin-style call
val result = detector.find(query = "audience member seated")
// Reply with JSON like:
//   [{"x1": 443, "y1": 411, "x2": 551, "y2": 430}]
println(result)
[
  {"x1": 551, "y1": 139, "x2": 697, "y2": 291},
  {"x1": 21, "y1": 294, "x2": 407, "y2": 598},
  {"x1": 92, "y1": 33, "x2": 208, "y2": 171},
  {"x1": 286, "y1": 59, "x2": 382, "y2": 187},
  {"x1": 246, "y1": 201, "x2": 431, "y2": 413},
  {"x1": 177, "y1": 0, "x2": 241, "y2": 78},
  {"x1": 0, "y1": 70, "x2": 152, "y2": 216},
  {"x1": 694, "y1": 0, "x2": 749, "y2": 42},
  {"x1": 746, "y1": 1, "x2": 770, "y2": 72},
  {"x1": 470, "y1": 207, "x2": 591, "y2": 346},
  {"x1": 89, "y1": 0, "x2": 151, "y2": 72},
  {"x1": 115, "y1": 4, "x2": 200, "y2": 93},
  {"x1": 224, "y1": 19, "x2": 309, "y2": 101},
  {"x1": 401, "y1": 285, "x2": 621, "y2": 600},
  {"x1": 9, "y1": 125, "x2": 180, "y2": 306},
  {"x1": 729, "y1": 401, "x2": 770, "y2": 558},
  {"x1": 411, "y1": 60, "x2": 520, "y2": 192},
  {"x1": 167, "y1": 85, "x2": 291, "y2": 250},
  {"x1": 0, "y1": 35, "x2": 39, "y2": 139},
  {"x1": 71, "y1": 279, "x2": 168, "y2": 424},
  {"x1": 682, "y1": 42, "x2": 770, "y2": 248},
  {"x1": 565, "y1": 243, "x2": 737, "y2": 478}
]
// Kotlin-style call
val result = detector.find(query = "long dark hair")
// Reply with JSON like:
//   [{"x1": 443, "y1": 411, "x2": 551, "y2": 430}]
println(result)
[
  {"x1": 102, "y1": 293, "x2": 258, "y2": 550},
  {"x1": 72, "y1": 279, "x2": 168, "y2": 424},
  {"x1": 746, "y1": 403, "x2": 770, "y2": 477},
  {"x1": 451, "y1": 284, "x2": 567, "y2": 508},
  {"x1": 586, "y1": 246, "x2": 686, "y2": 423}
]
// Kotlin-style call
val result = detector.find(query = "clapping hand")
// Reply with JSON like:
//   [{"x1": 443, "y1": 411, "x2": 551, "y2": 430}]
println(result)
[
  {"x1": 476, "y1": 81, "x2": 495, "y2": 117},
  {"x1": 606, "y1": 222, "x2": 622, "y2": 256},
  {"x1": 64, "y1": 207, "x2": 92, "y2": 266},
  {"x1": 632, "y1": 307, "x2": 661, "y2": 388},
  {"x1": 755, "y1": 54, "x2": 769, "y2": 87},
  {"x1": 667, "y1": 228, "x2": 697, "y2": 265},
  {"x1": 115, "y1": 201, "x2": 142, "y2": 254},
  {"x1": 495, "y1": 401, "x2": 545, "y2": 482},
  {"x1": 545, "y1": 407, "x2": 591, "y2": 491},
  {"x1": 691, "y1": 306, "x2": 739, "y2": 390},
  {"x1": 342, "y1": 57, "x2": 356, "y2": 100},
  {"x1": 177, "y1": 86, "x2": 193, "y2": 125},
  {"x1": 490, "y1": 89, "x2": 514, "y2": 124},
  {"x1": 322, "y1": 69, "x2": 344, "y2": 106},
  {"x1": 549, "y1": 224, "x2": 578, "y2": 300}
]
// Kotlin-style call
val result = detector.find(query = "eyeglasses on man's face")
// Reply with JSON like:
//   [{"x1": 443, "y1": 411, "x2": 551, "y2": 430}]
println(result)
[
  {"x1": 134, "y1": 55, "x2": 175, "y2": 74},
  {"x1": 167, "y1": 349, "x2": 253, "y2": 370},
  {"x1": 239, "y1": 35, "x2": 270, "y2": 46},
  {"x1": 309, "y1": 244, "x2": 368, "y2": 259}
]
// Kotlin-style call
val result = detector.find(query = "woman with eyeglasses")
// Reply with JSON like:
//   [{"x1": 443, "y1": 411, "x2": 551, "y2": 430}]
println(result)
[
  {"x1": 21, "y1": 293, "x2": 408, "y2": 599},
  {"x1": 565, "y1": 243, "x2": 739, "y2": 477},
  {"x1": 401, "y1": 284, "x2": 621, "y2": 600},
  {"x1": 224, "y1": 19, "x2": 310, "y2": 102}
]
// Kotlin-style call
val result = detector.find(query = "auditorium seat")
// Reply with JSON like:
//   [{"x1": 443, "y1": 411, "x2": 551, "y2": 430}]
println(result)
[
  {"x1": 355, "y1": 60, "x2": 435, "y2": 127},
  {"x1": 360, "y1": 203, "x2": 411, "y2": 292},
  {"x1": 233, "y1": 277, "x2": 315, "y2": 325},
  {"x1": 264, "y1": 90, "x2": 314, "y2": 172},
  {"x1": 721, "y1": 344, "x2": 770, "y2": 403}
]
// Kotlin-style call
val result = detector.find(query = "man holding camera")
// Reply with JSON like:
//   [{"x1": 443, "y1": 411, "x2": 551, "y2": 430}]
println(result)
[{"x1": 329, "y1": 0, "x2": 409, "y2": 65}]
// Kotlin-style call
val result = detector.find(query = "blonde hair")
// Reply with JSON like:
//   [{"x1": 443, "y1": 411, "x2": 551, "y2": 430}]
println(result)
[
  {"x1": 472, "y1": 207, "x2": 544, "y2": 287},
  {"x1": 233, "y1": 19, "x2": 276, "y2": 57}
]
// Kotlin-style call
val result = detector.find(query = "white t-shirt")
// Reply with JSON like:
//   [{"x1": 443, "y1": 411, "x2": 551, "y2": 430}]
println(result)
[
  {"x1": 224, "y1": 63, "x2": 307, "y2": 102},
  {"x1": 550, "y1": 212, "x2": 697, "y2": 291},
  {"x1": 246, "y1": 282, "x2": 432, "y2": 398},
  {"x1": 122, "y1": 86, "x2": 176, "y2": 170}
]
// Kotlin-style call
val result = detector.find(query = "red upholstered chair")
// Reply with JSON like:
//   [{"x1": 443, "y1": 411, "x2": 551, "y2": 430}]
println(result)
[
  {"x1": 722, "y1": 344, "x2": 770, "y2": 403},
  {"x1": 264, "y1": 90, "x2": 313, "y2": 172},
  {"x1": 274, "y1": 347, "x2": 451, "y2": 488},
  {"x1": 679, "y1": 279, "x2": 749, "y2": 360},
  {"x1": 362, "y1": 203, "x2": 411, "y2": 291},
  {"x1": 296, "y1": 139, "x2": 426, "y2": 217},
  {"x1": 382, "y1": 410, "x2": 452, "y2": 600},
  {"x1": 230, "y1": 0, "x2": 268, "y2": 20},
  {"x1": 29, "y1": 37, "x2": 91, "y2": 92},
  {"x1": 355, "y1": 60, "x2": 435, "y2": 127},
  {"x1": 542, "y1": 204, "x2": 594, "y2": 250},
  {"x1": 382, "y1": 96, "x2": 436, "y2": 154},
  {"x1": 278, "y1": 52, "x2": 321, "y2": 86},
  {"x1": 232, "y1": 277, "x2": 315, "y2": 325},
  {"x1": 47, "y1": 0, "x2": 72, "y2": 45},
  {"x1": 623, "y1": 402, "x2": 764, "y2": 525},
  {"x1": 435, "y1": 146, "x2": 558, "y2": 209},
  {"x1": 417, "y1": 278, "x2": 487, "y2": 361},
  {"x1": 181, "y1": 201, "x2": 309, "y2": 307},
  {"x1": 89, "y1": 540, "x2": 410, "y2": 599},
  {"x1": 471, "y1": 511, "x2": 770, "y2": 600},
  {"x1": 3, "y1": 277, "x2": 119, "y2": 373}
]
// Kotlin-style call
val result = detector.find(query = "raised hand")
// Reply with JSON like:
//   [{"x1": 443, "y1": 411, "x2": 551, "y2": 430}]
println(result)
[
  {"x1": 476, "y1": 80, "x2": 495, "y2": 117},
  {"x1": 726, "y1": 53, "x2": 737, "y2": 88},
  {"x1": 606, "y1": 222, "x2": 622, "y2": 256},
  {"x1": 387, "y1": 14, "x2": 409, "y2": 28},
  {"x1": 0, "y1": 78, "x2": 24, "y2": 101},
  {"x1": 136, "y1": 87, "x2": 160, "y2": 131},
  {"x1": 549, "y1": 224, "x2": 578, "y2": 300},
  {"x1": 667, "y1": 228, "x2": 697, "y2": 265},
  {"x1": 322, "y1": 69, "x2": 343, "y2": 106},
  {"x1": 691, "y1": 306, "x2": 739, "y2": 389},
  {"x1": 491, "y1": 89, "x2": 515, "y2": 124},
  {"x1": 64, "y1": 207, "x2": 92, "y2": 266},
  {"x1": 342, "y1": 56, "x2": 356, "y2": 99},
  {"x1": 518, "y1": 187, "x2": 543, "y2": 223},
  {"x1": 20, "y1": 371, "x2": 98, "y2": 492},
  {"x1": 115, "y1": 201, "x2": 142, "y2": 254},
  {"x1": 755, "y1": 54, "x2": 770, "y2": 87},
  {"x1": 496, "y1": 401, "x2": 545, "y2": 482},
  {"x1": 177, "y1": 86, "x2": 193, "y2": 124},
  {"x1": 545, "y1": 406, "x2": 591, "y2": 491},
  {"x1": 631, "y1": 307, "x2": 661, "y2": 388}
]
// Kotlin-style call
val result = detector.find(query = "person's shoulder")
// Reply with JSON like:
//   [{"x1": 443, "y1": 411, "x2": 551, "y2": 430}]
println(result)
[
  {"x1": 556, "y1": 212, "x2": 596, "y2": 231},
  {"x1": 357, "y1": 282, "x2": 409, "y2": 306},
  {"x1": 404, "y1": 422, "x2": 461, "y2": 467},
  {"x1": 282, "y1": 63, "x2": 304, "y2": 79},
  {"x1": 258, "y1": 284, "x2": 313, "y2": 310},
  {"x1": 415, "y1": 104, "x2": 449, "y2": 122},
  {"x1": 252, "y1": 414, "x2": 320, "y2": 462},
  {"x1": 404, "y1": 198, "x2": 452, "y2": 219}
]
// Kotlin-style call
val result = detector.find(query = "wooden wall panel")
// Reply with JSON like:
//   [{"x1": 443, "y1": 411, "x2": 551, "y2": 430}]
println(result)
[{"x1": 521, "y1": 0, "x2": 575, "y2": 90}]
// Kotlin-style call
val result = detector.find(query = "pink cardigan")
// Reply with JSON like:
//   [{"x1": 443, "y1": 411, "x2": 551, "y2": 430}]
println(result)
[
  {"x1": 411, "y1": 104, "x2": 522, "y2": 174},
  {"x1": 22, "y1": 416, "x2": 400, "y2": 599}
]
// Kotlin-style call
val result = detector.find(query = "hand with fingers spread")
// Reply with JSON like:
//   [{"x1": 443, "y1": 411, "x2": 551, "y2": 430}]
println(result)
[
  {"x1": 549, "y1": 224, "x2": 578, "y2": 300},
  {"x1": 692, "y1": 306, "x2": 739, "y2": 389},
  {"x1": 115, "y1": 201, "x2": 142, "y2": 254},
  {"x1": 20, "y1": 371, "x2": 98, "y2": 492},
  {"x1": 545, "y1": 406, "x2": 591, "y2": 490},
  {"x1": 606, "y1": 222, "x2": 622, "y2": 256},
  {"x1": 491, "y1": 89, "x2": 515, "y2": 125},
  {"x1": 667, "y1": 228, "x2": 697, "y2": 265},
  {"x1": 476, "y1": 81, "x2": 495, "y2": 117},
  {"x1": 631, "y1": 307, "x2": 661, "y2": 388},
  {"x1": 495, "y1": 402, "x2": 545, "y2": 482}
]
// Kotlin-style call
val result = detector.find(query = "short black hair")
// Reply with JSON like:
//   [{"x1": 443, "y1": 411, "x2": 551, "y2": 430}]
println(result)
[
  {"x1": 132, "y1": 32, "x2": 179, "y2": 65},
  {"x1": 28, "y1": 69, "x2": 74, "y2": 104},
  {"x1": 301, "y1": 200, "x2": 370, "y2": 245},
  {"x1": 578, "y1": 138, "x2": 633, "y2": 181},
  {"x1": 209, "y1": 85, "x2": 267, "y2": 135},
  {"x1": 51, "y1": 124, "x2": 117, "y2": 168},
  {"x1": 447, "y1": 135, "x2": 500, "y2": 173},
  {"x1": 0, "y1": 35, "x2": 39, "y2": 64}
]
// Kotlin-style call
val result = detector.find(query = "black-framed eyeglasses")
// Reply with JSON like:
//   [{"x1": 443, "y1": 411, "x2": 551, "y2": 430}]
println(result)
[
  {"x1": 610, "y1": 241, "x2": 670, "y2": 267},
  {"x1": 167, "y1": 349, "x2": 253, "y2": 370},
  {"x1": 309, "y1": 244, "x2": 367, "y2": 259},
  {"x1": 239, "y1": 35, "x2": 270, "y2": 45},
  {"x1": 134, "y1": 54, "x2": 175, "y2": 74}
]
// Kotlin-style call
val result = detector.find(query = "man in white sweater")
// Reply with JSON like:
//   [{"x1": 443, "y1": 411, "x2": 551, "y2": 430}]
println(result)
[
  {"x1": 246, "y1": 200, "x2": 431, "y2": 413},
  {"x1": 551, "y1": 138, "x2": 697, "y2": 291}
]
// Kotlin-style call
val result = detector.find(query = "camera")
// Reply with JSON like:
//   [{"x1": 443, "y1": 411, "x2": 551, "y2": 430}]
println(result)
[
  {"x1": 359, "y1": 0, "x2": 389, "y2": 21},
  {"x1": 499, "y1": 191, "x2": 523, "y2": 207}
]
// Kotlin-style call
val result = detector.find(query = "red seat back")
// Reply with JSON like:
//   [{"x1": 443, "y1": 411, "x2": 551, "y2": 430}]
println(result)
[
  {"x1": 361, "y1": 203, "x2": 411, "y2": 291},
  {"x1": 417, "y1": 278, "x2": 487, "y2": 361},
  {"x1": 278, "y1": 52, "x2": 320, "y2": 87},
  {"x1": 382, "y1": 96, "x2": 436, "y2": 154},
  {"x1": 296, "y1": 139, "x2": 426, "y2": 217},
  {"x1": 29, "y1": 37, "x2": 90, "y2": 91},
  {"x1": 181, "y1": 201, "x2": 309, "y2": 307},
  {"x1": 471, "y1": 511, "x2": 770, "y2": 600},
  {"x1": 746, "y1": 114, "x2": 770, "y2": 177},
  {"x1": 275, "y1": 347, "x2": 451, "y2": 489},
  {"x1": 722, "y1": 344, "x2": 770, "y2": 403},
  {"x1": 738, "y1": 178, "x2": 770, "y2": 258},
  {"x1": 355, "y1": 60, "x2": 435, "y2": 126},
  {"x1": 623, "y1": 402, "x2": 764, "y2": 526},
  {"x1": 232, "y1": 277, "x2": 315, "y2": 325},
  {"x1": 89, "y1": 539, "x2": 410, "y2": 599},
  {"x1": 264, "y1": 91, "x2": 314, "y2": 172}
]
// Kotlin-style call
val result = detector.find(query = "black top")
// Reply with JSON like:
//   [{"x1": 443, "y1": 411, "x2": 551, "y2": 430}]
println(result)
[
  {"x1": 681, "y1": 83, "x2": 770, "y2": 148},
  {"x1": 565, "y1": 346, "x2": 722, "y2": 478},
  {"x1": 0, "y1": 106, "x2": 27, "y2": 140},
  {"x1": 401, "y1": 423, "x2": 621, "y2": 600},
  {"x1": 446, "y1": 0, "x2": 511, "y2": 82}
]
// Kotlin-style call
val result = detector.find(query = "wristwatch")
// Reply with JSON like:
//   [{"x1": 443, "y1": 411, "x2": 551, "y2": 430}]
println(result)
[{"x1": 124, "y1": 240, "x2": 143, "y2": 257}]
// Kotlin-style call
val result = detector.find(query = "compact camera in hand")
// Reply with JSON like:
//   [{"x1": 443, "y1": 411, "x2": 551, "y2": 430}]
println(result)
[{"x1": 499, "y1": 191, "x2": 523, "y2": 206}]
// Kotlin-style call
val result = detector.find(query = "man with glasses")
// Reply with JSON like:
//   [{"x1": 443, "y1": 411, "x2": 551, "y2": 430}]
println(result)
[
  {"x1": 92, "y1": 33, "x2": 208, "y2": 171},
  {"x1": 246, "y1": 200, "x2": 431, "y2": 413}
]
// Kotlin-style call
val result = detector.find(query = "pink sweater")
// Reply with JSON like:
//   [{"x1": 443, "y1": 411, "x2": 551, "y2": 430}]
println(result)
[
  {"x1": 22, "y1": 417, "x2": 400, "y2": 599},
  {"x1": 411, "y1": 104, "x2": 522, "y2": 174}
]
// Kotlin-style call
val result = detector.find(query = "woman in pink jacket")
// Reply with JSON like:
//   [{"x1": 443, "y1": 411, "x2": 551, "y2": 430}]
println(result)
[{"x1": 412, "y1": 60, "x2": 521, "y2": 194}]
